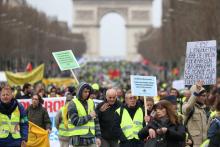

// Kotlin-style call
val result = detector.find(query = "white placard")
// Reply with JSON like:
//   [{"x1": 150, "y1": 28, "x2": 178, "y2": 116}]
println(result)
[
  {"x1": 172, "y1": 80, "x2": 185, "y2": 90},
  {"x1": 184, "y1": 40, "x2": 217, "y2": 85},
  {"x1": 130, "y1": 75, "x2": 157, "y2": 96}
]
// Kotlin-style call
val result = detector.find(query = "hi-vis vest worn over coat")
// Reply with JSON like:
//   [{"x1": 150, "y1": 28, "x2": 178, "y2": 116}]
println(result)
[
  {"x1": 116, "y1": 107, "x2": 143, "y2": 140},
  {"x1": 68, "y1": 98, "x2": 95, "y2": 136},
  {"x1": 0, "y1": 106, "x2": 21, "y2": 139}
]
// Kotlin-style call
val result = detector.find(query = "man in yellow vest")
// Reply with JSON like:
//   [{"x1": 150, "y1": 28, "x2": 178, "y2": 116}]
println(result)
[
  {"x1": 68, "y1": 82, "x2": 101, "y2": 147},
  {"x1": 0, "y1": 85, "x2": 28, "y2": 147},
  {"x1": 55, "y1": 93, "x2": 74, "y2": 147},
  {"x1": 112, "y1": 90, "x2": 145, "y2": 147}
]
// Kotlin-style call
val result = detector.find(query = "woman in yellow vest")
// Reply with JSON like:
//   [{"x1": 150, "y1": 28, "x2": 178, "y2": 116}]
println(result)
[
  {"x1": 112, "y1": 90, "x2": 145, "y2": 147},
  {"x1": 0, "y1": 85, "x2": 28, "y2": 147},
  {"x1": 138, "y1": 100, "x2": 186, "y2": 147},
  {"x1": 67, "y1": 82, "x2": 101, "y2": 147}
]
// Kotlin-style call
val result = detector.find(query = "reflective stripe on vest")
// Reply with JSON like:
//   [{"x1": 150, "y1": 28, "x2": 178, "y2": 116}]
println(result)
[
  {"x1": 68, "y1": 98, "x2": 95, "y2": 136},
  {"x1": 0, "y1": 106, "x2": 21, "y2": 139},
  {"x1": 116, "y1": 107, "x2": 143, "y2": 140},
  {"x1": 200, "y1": 139, "x2": 210, "y2": 147}
]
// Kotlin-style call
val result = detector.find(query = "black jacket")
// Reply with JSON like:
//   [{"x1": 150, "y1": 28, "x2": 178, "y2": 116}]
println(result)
[
  {"x1": 96, "y1": 100, "x2": 121, "y2": 140},
  {"x1": 138, "y1": 118, "x2": 186, "y2": 147}
]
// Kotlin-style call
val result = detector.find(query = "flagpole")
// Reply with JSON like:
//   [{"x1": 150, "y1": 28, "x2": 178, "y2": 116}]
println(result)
[{"x1": 70, "y1": 69, "x2": 79, "y2": 85}]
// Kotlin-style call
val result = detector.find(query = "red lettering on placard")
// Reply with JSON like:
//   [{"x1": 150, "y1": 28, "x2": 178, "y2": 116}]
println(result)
[
  {"x1": 44, "y1": 101, "x2": 53, "y2": 112},
  {"x1": 53, "y1": 100, "x2": 65, "y2": 112},
  {"x1": 43, "y1": 99, "x2": 65, "y2": 113},
  {"x1": 20, "y1": 101, "x2": 31, "y2": 109},
  {"x1": 53, "y1": 101, "x2": 59, "y2": 112}
]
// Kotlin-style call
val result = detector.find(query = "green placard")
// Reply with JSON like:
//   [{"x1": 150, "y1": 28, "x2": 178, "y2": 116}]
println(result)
[{"x1": 52, "y1": 50, "x2": 80, "y2": 71}]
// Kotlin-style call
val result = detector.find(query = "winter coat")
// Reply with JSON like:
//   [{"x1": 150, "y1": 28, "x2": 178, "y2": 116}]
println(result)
[
  {"x1": 182, "y1": 94, "x2": 208, "y2": 147},
  {"x1": 27, "y1": 104, "x2": 51, "y2": 130},
  {"x1": 138, "y1": 118, "x2": 186, "y2": 147},
  {"x1": 112, "y1": 104, "x2": 145, "y2": 147},
  {"x1": 0, "y1": 99, "x2": 28, "y2": 147},
  {"x1": 67, "y1": 82, "x2": 101, "y2": 146},
  {"x1": 208, "y1": 115, "x2": 220, "y2": 147},
  {"x1": 96, "y1": 100, "x2": 121, "y2": 140}
]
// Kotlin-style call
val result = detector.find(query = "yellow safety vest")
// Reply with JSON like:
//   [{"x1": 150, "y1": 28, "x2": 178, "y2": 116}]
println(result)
[
  {"x1": 0, "y1": 106, "x2": 21, "y2": 139},
  {"x1": 58, "y1": 105, "x2": 71, "y2": 137},
  {"x1": 68, "y1": 98, "x2": 95, "y2": 136},
  {"x1": 116, "y1": 107, "x2": 143, "y2": 140},
  {"x1": 210, "y1": 111, "x2": 217, "y2": 118},
  {"x1": 200, "y1": 139, "x2": 210, "y2": 147}
]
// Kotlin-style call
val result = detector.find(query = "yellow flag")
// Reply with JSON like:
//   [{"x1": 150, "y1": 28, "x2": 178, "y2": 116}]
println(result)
[
  {"x1": 42, "y1": 78, "x2": 76, "y2": 87},
  {"x1": 5, "y1": 64, "x2": 44, "y2": 86},
  {"x1": 26, "y1": 121, "x2": 50, "y2": 147}
]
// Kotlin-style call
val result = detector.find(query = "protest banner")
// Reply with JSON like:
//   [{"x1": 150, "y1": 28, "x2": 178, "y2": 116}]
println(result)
[
  {"x1": 5, "y1": 64, "x2": 44, "y2": 86},
  {"x1": 184, "y1": 40, "x2": 217, "y2": 85}
]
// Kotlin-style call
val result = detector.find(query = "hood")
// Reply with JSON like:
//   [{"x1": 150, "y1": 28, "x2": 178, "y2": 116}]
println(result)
[{"x1": 76, "y1": 82, "x2": 92, "y2": 100}]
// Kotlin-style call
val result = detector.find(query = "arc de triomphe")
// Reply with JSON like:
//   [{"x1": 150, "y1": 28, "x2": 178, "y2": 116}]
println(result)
[{"x1": 72, "y1": 0, "x2": 153, "y2": 58}]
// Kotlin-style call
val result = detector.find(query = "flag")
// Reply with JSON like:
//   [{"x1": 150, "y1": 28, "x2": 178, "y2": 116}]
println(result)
[
  {"x1": 26, "y1": 62, "x2": 33, "y2": 72},
  {"x1": 5, "y1": 64, "x2": 44, "y2": 86},
  {"x1": 42, "y1": 78, "x2": 76, "y2": 87},
  {"x1": 26, "y1": 121, "x2": 50, "y2": 147}
]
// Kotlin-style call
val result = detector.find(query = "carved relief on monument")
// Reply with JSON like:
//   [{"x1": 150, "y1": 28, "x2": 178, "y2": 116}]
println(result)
[
  {"x1": 97, "y1": 7, "x2": 128, "y2": 22},
  {"x1": 131, "y1": 10, "x2": 149, "y2": 21},
  {"x1": 75, "y1": 10, "x2": 95, "y2": 21}
]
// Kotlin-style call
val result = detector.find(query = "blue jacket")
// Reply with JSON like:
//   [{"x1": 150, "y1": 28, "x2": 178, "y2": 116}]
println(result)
[
  {"x1": 208, "y1": 117, "x2": 220, "y2": 139},
  {"x1": 0, "y1": 99, "x2": 28, "y2": 147}
]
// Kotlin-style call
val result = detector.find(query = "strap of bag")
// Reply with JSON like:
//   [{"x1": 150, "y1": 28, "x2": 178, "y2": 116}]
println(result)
[{"x1": 184, "y1": 107, "x2": 195, "y2": 126}]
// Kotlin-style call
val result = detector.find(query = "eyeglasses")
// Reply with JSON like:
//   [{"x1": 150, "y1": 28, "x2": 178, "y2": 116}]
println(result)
[{"x1": 128, "y1": 96, "x2": 136, "y2": 100}]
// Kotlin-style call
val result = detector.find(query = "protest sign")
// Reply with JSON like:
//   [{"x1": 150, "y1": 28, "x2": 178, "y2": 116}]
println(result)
[
  {"x1": 172, "y1": 80, "x2": 185, "y2": 90},
  {"x1": 184, "y1": 40, "x2": 217, "y2": 85},
  {"x1": 52, "y1": 50, "x2": 80, "y2": 71},
  {"x1": 52, "y1": 50, "x2": 80, "y2": 84},
  {"x1": 130, "y1": 75, "x2": 157, "y2": 96}
]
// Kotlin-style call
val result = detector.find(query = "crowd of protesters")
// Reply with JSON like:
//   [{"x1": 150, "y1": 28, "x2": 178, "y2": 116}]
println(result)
[{"x1": 1, "y1": 76, "x2": 220, "y2": 147}]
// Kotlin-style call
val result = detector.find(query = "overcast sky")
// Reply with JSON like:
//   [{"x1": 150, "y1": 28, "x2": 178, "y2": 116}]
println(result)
[
  {"x1": 26, "y1": 0, "x2": 162, "y2": 56},
  {"x1": 26, "y1": 0, "x2": 161, "y2": 27}
]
